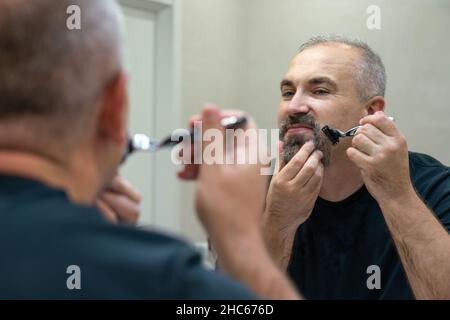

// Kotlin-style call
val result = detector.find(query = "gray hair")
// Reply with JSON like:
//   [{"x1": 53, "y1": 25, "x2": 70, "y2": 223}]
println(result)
[
  {"x1": 298, "y1": 35, "x2": 386, "y2": 101},
  {"x1": 0, "y1": 0, "x2": 124, "y2": 148}
]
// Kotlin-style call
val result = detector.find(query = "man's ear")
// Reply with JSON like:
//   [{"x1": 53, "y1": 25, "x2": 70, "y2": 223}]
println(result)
[
  {"x1": 97, "y1": 71, "x2": 128, "y2": 145},
  {"x1": 365, "y1": 96, "x2": 385, "y2": 115}
]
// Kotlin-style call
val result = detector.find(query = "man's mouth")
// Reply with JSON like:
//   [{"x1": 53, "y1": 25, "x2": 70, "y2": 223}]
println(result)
[{"x1": 286, "y1": 124, "x2": 313, "y2": 135}]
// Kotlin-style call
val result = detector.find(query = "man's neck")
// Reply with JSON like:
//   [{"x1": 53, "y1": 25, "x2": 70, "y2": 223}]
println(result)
[
  {"x1": 319, "y1": 151, "x2": 365, "y2": 202},
  {"x1": 0, "y1": 150, "x2": 101, "y2": 205}
]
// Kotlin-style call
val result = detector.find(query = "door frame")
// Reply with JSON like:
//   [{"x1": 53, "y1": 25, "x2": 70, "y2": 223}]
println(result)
[{"x1": 119, "y1": 0, "x2": 182, "y2": 232}]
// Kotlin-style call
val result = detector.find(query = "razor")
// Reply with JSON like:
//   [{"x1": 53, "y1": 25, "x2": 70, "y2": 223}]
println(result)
[{"x1": 322, "y1": 116, "x2": 395, "y2": 145}]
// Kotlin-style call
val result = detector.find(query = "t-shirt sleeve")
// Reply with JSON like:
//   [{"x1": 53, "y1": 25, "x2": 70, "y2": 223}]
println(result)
[
  {"x1": 411, "y1": 156, "x2": 450, "y2": 231},
  {"x1": 432, "y1": 173, "x2": 450, "y2": 231}
]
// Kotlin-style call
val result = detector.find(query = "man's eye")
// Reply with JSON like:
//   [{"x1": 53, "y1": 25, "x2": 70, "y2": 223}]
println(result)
[
  {"x1": 313, "y1": 89, "x2": 329, "y2": 95},
  {"x1": 282, "y1": 91, "x2": 295, "y2": 99}
]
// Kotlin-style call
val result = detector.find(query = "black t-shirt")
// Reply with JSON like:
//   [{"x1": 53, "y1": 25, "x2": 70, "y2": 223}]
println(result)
[
  {"x1": 288, "y1": 152, "x2": 450, "y2": 299},
  {"x1": 0, "y1": 175, "x2": 256, "y2": 299}
]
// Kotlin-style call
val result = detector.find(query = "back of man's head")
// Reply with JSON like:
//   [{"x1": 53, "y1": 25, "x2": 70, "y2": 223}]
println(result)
[{"x1": 0, "y1": 0, "x2": 124, "y2": 155}]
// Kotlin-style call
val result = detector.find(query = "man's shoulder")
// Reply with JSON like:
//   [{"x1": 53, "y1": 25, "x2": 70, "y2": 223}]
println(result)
[
  {"x1": 408, "y1": 151, "x2": 449, "y2": 185},
  {"x1": 0, "y1": 177, "x2": 203, "y2": 277},
  {"x1": 408, "y1": 151, "x2": 450, "y2": 223},
  {"x1": 0, "y1": 175, "x2": 253, "y2": 299},
  {"x1": 409, "y1": 151, "x2": 449, "y2": 170}
]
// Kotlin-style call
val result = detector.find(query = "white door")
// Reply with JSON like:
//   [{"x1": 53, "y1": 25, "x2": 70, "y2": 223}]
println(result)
[
  {"x1": 120, "y1": 5, "x2": 156, "y2": 226},
  {"x1": 119, "y1": 0, "x2": 181, "y2": 231}
]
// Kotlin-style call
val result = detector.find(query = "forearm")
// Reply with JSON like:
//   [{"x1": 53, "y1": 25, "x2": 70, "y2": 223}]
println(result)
[
  {"x1": 379, "y1": 188, "x2": 450, "y2": 299},
  {"x1": 210, "y1": 227, "x2": 301, "y2": 300},
  {"x1": 262, "y1": 213, "x2": 297, "y2": 271}
]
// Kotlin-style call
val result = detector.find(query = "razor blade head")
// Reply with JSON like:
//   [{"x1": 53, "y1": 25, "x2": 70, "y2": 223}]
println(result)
[{"x1": 321, "y1": 126, "x2": 341, "y2": 145}]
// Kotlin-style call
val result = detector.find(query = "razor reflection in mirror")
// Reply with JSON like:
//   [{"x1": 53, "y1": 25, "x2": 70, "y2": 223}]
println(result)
[
  {"x1": 122, "y1": 115, "x2": 247, "y2": 163},
  {"x1": 322, "y1": 116, "x2": 395, "y2": 145}
]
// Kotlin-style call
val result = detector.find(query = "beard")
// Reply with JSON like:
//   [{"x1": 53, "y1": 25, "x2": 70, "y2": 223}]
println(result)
[{"x1": 279, "y1": 114, "x2": 332, "y2": 166}]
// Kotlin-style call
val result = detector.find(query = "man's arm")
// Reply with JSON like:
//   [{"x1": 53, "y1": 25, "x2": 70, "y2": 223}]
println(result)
[
  {"x1": 262, "y1": 141, "x2": 324, "y2": 270},
  {"x1": 209, "y1": 222, "x2": 301, "y2": 299},
  {"x1": 378, "y1": 188, "x2": 450, "y2": 299},
  {"x1": 348, "y1": 111, "x2": 450, "y2": 299},
  {"x1": 262, "y1": 215, "x2": 297, "y2": 272},
  {"x1": 187, "y1": 105, "x2": 301, "y2": 299}
]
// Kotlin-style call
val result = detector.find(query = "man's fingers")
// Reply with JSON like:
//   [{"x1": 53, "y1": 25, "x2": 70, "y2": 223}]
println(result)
[
  {"x1": 356, "y1": 123, "x2": 385, "y2": 145},
  {"x1": 360, "y1": 111, "x2": 396, "y2": 137},
  {"x1": 108, "y1": 176, "x2": 141, "y2": 203},
  {"x1": 200, "y1": 105, "x2": 225, "y2": 161},
  {"x1": 220, "y1": 110, "x2": 255, "y2": 130},
  {"x1": 177, "y1": 139, "x2": 199, "y2": 180},
  {"x1": 201, "y1": 105, "x2": 223, "y2": 131},
  {"x1": 177, "y1": 164, "x2": 199, "y2": 180},
  {"x1": 291, "y1": 150, "x2": 323, "y2": 187},
  {"x1": 278, "y1": 141, "x2": 315, "y2": 181},
  {"x1": 303, "y1": 163, "x2": 324, "y2": 193},
  {"x1": 352, "y1": 132, "x2": 379, "y2": 156},
  {"x1": 96, "y1": 199, "x2": 118, "y2": 223},
  {"x1": 190, "y1": 108, "x2": 249, "y2": 129},
  {"x1": 100, "y1": 192, "x2": 140, "y2": 224},
  {"x1": 188, "y1": 104, "x2": 251, "y2": 178},
  {"x1": 189, "y1": 115, "x2": 201, "y2": 128},
  {"x1": 346, "y1": 146, "x2": 372, "y2": 169}
]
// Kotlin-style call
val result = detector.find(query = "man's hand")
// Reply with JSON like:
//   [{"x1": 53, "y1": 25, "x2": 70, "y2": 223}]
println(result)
[
  {"x1": 177, "y1": 109, "x2": 251, "y2": 181},
  {"x1": 263, "y1": 141, "x2": 324, "y2": 269},
  {"x1": 347, "y1": 111, "x2": 414, "y2": 203},
  {"x1": 194, "y1": 106, "x2": 266, "y2": 238},
  {"x1": 96, "y1": 176, "x2": 141, "y2": 225},
  {"x1": 187, "y1": 104, "x2": 300, "y2": 299},
  {"x1": 265, "y1": 141, "x2": 324, "y2": 233},
  {"x1": 348, "y1": 111, "x2": 450, "y2": 299}
]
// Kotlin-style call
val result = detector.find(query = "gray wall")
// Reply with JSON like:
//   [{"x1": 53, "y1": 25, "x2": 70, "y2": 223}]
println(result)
[{"x1": 179, "y1": 0, "x2": 450, "y2": 241}]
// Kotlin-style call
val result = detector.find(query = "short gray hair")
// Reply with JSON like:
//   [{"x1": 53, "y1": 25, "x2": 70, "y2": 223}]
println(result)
[
  {"x1": 0, "y1": 0, "x2": 123, "y2": 145},
  {"x1": 298, "y1": 35, "x2": 386, "y2": 101}
]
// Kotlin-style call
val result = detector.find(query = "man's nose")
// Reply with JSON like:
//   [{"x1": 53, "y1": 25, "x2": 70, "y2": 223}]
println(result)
[{"x1": 285, "y1": 90, "x2": 311, "y2": 115}]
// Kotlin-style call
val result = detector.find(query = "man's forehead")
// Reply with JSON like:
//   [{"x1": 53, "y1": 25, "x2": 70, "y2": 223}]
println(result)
[{"x1": 284, "y1": 44, "x2": 360, "y2": 80}]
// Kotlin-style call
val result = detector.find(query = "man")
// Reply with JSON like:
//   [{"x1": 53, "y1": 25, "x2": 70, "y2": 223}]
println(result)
[
  {"x1": 0, "y1": 0, "x2": 299, "y2": 299},
  {"x1": 262, "y1": 35, "x2": 450, "y2": 299}
]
